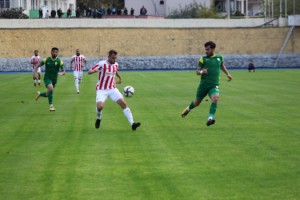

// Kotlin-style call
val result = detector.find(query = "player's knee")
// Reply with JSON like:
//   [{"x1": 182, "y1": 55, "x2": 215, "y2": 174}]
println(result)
[
  {"x1": 97, "y1": 105, "x2": 103, "y2": 111},
  {"x1": 120, "y1": 102, "x2": 127, "y2": 109},
  {"x1": 194, "y1": 100, "x2": 201, "y2": 106},
  {"x1": 212, "y1": 95, "x2": 219, "y2": 103},
  {"x1": 118, "y1": 99, "x2": 127, "y2": 109}
]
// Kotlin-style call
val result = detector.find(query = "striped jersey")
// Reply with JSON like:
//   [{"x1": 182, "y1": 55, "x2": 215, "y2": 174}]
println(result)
[
  {"x1": 91, "y1": 60, "x2": 119, "y2": 90},
  {"x1": 31, "y1": 55, "x2": 40, "y2": 69},
  {"x1": 71, "y1": 55, "x2": 86, "y2": 71}
]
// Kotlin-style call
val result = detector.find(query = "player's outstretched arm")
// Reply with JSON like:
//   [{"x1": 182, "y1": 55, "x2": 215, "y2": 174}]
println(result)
[
  {"x1": 88, "y1": 67, "x2": 99, "y2": 74},
  {"x1": 60, "y1": 69, "x2": 66, "y2": 76},
  {"x1": 70, "y1": 59, "x2": 73, "y2": 70},
  {"x1": 221, "y1": 63, "x2": 233, "y2": 81},
  {"x1": 116, "y1": 71, "x2": 122, "y2": 84}
]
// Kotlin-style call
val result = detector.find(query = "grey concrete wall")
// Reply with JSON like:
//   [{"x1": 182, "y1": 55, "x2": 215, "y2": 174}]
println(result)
[
  {"x1": 0, "y1": 54, "x2": 299, "y2": 72},
  {"x1": 0, "y1": 18, "x2": 277, "y2": 29}
]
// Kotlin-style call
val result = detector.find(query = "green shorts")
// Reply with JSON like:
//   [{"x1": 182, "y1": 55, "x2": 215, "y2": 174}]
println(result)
[
  {"x1": 44, "y1": 78, "x2": 57, "y2": 88},
  {"x1": 196, "y1": 84, "x2": 220, "y2": 101}
]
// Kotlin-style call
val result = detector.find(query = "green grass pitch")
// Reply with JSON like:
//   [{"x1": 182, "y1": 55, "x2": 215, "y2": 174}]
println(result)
[{"x1": 0, "y1": 70, "x2": 299, "y2": 200}]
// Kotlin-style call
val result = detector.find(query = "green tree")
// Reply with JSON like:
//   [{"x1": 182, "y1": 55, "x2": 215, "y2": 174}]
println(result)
[
  {"x1": 77, "y1": 0, "x2": 124, "y2": 10},
  {"x1": 167, "y1": 2, "x2": 223, "y2": 19},
  {"x1": 0, "y1": 8, "x2": 29, "y2": 19},
  {"x1": 263, "y1": 0, "x2": 300, "y2": 17}
]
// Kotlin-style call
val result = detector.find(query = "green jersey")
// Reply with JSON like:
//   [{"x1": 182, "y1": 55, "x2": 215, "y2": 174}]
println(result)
[
  {"x1": 40, "y1": 57, "x2": 64, "y2": 80},
  {"x1": 198, "y1": 54, "x2": 224, "y2": 85}
]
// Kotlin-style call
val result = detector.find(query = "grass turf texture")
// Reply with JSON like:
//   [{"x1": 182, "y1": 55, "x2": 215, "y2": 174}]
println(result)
[{"x1": 0, "y1": 70, "x2": 299, "y2": 200}]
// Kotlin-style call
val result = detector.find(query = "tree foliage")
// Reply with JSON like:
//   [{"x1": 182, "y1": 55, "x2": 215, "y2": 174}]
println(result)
[
  {"x1": 0, "y1": 8, "x2": 29, "y2": 19},
  {"x1": 167, "y1": 2, "x2": 223, "y2": 19},
  {"x1": 265, "y1": 0, "x2": 300, "y2": 16},
  {"x1": 77, "y1": 0, "x2": 124, "y2": 10}
]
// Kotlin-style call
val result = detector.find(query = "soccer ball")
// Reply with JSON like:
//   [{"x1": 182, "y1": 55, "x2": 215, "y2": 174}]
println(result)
[{"x1": 123, "y1": 86, "x2": 135, "y2": 97}]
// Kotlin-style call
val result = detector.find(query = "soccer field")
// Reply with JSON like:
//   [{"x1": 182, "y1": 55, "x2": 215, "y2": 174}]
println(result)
[{"x1": 0, "y1": 70, "x2": 299, "y2": 200}]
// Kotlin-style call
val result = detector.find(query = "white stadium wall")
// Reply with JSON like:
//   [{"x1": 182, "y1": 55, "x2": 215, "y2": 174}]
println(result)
[
  {"x1": 125, "y1": 0, "x2": 166, "y2": 16},
  {"x1": 0, "y1": 18, "x2": 276, "y2": 28},
  {"x1": 288, "y1": 15, "x2": 300, "y2": 26},
  {"x1": 125, "y1": 0, "x2": 211, "y2": 17},
  {"x1": 165, "y1": 0, "x2": 211, "y2": 16}
]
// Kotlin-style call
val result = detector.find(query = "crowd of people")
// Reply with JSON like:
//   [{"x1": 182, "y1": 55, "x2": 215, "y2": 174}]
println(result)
[
  {"x1": 85, "y1": 5, "x2": 147, "y2": 18},
  {"x1": 38, "y1": 5, "x2": 148, "y2": 19}
]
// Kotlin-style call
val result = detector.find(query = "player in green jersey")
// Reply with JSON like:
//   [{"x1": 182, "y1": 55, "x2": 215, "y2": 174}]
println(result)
[
  {"x1": 34, "y1": 47, "x2": 65, "y2": 111},
  {"x1": 181, "y1": 41, "x2": 233, "y2": 126}
]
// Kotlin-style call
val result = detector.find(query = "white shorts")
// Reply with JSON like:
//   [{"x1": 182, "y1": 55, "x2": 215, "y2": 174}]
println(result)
[
  {"x1": 33, "y1": 67, "x2": 41, "y2": 74},
  {"x1": 96, "y1": 88, "x2": 123, "y2": 103},
  {"x1": 74, "y1": 71, "x2": 83, "y2": 79}
]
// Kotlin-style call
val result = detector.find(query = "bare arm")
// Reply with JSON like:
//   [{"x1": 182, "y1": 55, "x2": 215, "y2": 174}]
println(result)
[
  {"x1": 70, "y1": 59, "x2": 73, "y2": 70},
  {"x1": 196, "y1": 58, "x2": 208, "y2": 75},
  {"x1": 88, "y1": 66, "x2": 99, "y2": 74},
  {"x1": 60, "y1": 68, "x2": 66, "y2": 76},
  {"x1": 31, "y1": 59, "x2": 36, "y2": 65},
  {"x1": 82, "y1": 59, "x2": 87, "y2": 70},
  {"x1": 33, "y1": 63, "x2": 41, "y2": 79},
  {"x1": 196, "y1": 67, "x2": 208, "y2": 75},
  {"x1": 116, "y1": 71, "x2": 122, "y2": 84},
  {"x1": 221, "y1": 63, "x2": 233, "y2": 81}
]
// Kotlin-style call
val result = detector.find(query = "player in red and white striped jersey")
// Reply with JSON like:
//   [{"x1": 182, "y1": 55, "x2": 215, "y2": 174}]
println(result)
[
  {"x1": 31, "y1": 50, "x2": 41, "y2": 86},
  {"x1": 70, "y1": 49, "x2": 86, "y2": 94},
  {"x1": 88, "y1": 50, "x2": 141, "y2": 131}
]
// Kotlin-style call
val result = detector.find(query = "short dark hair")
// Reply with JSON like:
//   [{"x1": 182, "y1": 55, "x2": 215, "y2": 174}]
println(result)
[
  {"x1": 108, "y1": 50, "x2": 117, "y2": 56},
  {"x1": 51, "y1": 47, "x2": 59, "y2": 52},
  {"x1": 204, "y1": 41, "x2": 216, "y2": 49}
]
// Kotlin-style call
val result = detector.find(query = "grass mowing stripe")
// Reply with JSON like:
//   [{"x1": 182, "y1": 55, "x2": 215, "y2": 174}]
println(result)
[{"x1": 0, "y1": 70, "x2": 299, "y2": 199}]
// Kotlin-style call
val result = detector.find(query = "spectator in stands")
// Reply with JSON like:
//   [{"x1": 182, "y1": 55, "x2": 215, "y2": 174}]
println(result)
[
  {"x1": 92, "y1": 9, "x2": 97, "y2": 18},
  {"x1": 100, "y1": 7, "x2": 105, "y2": 16},
  {"x1": 96, "y1": 9, "x2": 102, "y2": 18},
  {"x1": 39, "y1": 8, "x2": 43, "y2": 18},
  {"x1": 124, "y1": 7, "x2": 128, "y2": 15},
  {"x1": 76, "y1": 7, "x2": 80, "y2": 18},
  {"x1": 107, "y1": 7, "x2": 111, "y2": 15},
  {"x1": 130, "y1": 8, "x2": 134, "y2": 15},
  {"x1": 140, "y1": 6, "x2": 147, "y2": 16},
  {"x1": 248, "y1": 59, "x2": 255, "y2": 72},
  {"x1": 87, "y1": 7, "x2": 92, "y2": 17},
  {"x1": 112, "y1": 6, "x2": 116, "y2": 15},
  {"x1": 67, "y1": 7, "x2": 71, "y2": 18},
  {"x1": 117, "y1": 8, "x2": 122, "y2": 15},
  {"x1": 85, "y1": 8, "x2": 89, "y2": 17},
  {"x1": 45, "y1": 10, "x2": 49, "y2": 18},
  {"x1": 51, "y1": 10, "x2": 56, "y2": 18},
  {"x1": 57, "y1": 8, "x2": 62, "y2": 18}
]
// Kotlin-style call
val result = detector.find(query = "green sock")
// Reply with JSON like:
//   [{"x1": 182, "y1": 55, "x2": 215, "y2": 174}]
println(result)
[
  {"x1": 48, "y1": 91, "x2": 53, "y2": 105},
  {"x1": 188, "y1": 101, "x2": 195, "y2": 110},
  {"x1": 209, "y1": 103, "x2": 217, "y2": 118},
  {"x1": 40, "y1": 92, "x2": 47, "y2": 97}
]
